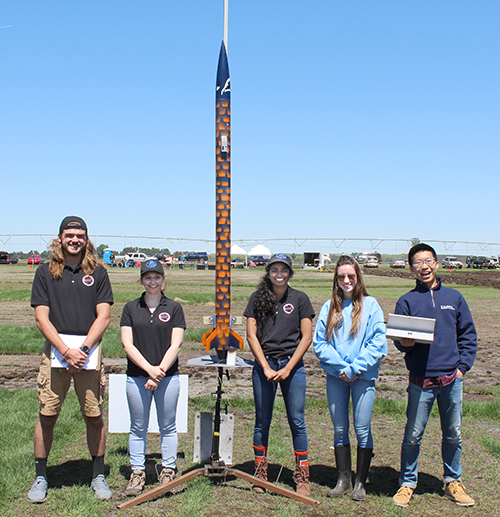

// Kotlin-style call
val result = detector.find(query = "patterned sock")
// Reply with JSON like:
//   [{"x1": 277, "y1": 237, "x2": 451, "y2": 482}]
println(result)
[
  {"x1": 253, "y1": 445, "x2": 268, "y2": 462},
  {"x1": 295, "y1": 449, "x2": 309, "y2": 467}
]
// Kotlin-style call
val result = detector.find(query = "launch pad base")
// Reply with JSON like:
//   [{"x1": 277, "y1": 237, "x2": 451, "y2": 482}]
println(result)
[
  {"x1": 186, "y1": 354, "x2": 253, "y2": 368},
  {"x1": 117, "y1": 461, "x2": 320, "y2": 509}
]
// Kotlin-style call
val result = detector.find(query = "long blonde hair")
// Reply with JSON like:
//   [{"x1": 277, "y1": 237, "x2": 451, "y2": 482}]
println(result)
[
  {"x1": 48, "y1": 237, "x2": 100, "y2": 279},
  {"x1": 325, "y1": 255, "x2": 368, "y2": 341}
]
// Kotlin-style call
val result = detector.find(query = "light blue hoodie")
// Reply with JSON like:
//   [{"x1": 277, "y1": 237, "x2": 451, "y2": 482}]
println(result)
[{"x1": 314, "y1": 296, "x2": 387, "y2": 381}]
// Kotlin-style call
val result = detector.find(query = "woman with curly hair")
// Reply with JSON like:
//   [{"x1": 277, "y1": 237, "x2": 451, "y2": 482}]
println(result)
[
  {"x1": 244, "y1": 254, "x2": 315, "y2": 496},
  {"x1": 314, "y1": 255, "x2": 386, "y2": 501}
]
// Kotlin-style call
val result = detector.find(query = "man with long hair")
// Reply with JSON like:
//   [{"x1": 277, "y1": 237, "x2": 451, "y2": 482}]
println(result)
[{"x1": 28, "y1": 216, "x2": 114, "y2": 503}]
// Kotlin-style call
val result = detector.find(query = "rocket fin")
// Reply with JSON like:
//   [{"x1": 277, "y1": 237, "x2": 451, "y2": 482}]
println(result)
[{"x1": 202, "y1": 327, "x2": 244, "y2": 351}]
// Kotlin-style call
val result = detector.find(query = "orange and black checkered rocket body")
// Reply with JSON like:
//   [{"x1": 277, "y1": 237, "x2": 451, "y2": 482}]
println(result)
[{"x1": 202, "y1": 41, "x2": 243, "y2": 353}]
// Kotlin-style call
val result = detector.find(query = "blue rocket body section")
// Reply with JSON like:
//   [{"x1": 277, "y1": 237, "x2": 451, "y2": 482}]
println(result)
[
  {"x1": 202, "y1": 41, "x2": 243, "y2": 353},
  {"x1": 216, "y1": 42, "x2": 230, "y2": 102}
]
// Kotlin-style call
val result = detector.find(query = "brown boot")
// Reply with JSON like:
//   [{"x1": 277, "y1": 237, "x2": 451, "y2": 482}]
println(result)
[
  {"x1": 252, "y1": 459, "x2": 268, "y2": 493},
  {"x1": 295, "y1": 464, "x2": 310, "y2": 496}
]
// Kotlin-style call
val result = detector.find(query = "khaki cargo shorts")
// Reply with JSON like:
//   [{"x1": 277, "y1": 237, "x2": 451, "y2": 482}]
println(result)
[{"x1": 37, "y1": 352, "x2": 105, "y2": 418}]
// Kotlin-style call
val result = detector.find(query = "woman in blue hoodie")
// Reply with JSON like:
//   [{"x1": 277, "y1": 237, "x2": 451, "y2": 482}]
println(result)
[{"x1": 314, "y1": 255, "x2": 386, "y2": 501}]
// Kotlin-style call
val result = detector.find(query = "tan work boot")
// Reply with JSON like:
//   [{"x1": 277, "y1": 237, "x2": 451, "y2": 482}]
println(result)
[
  {"x1": 125, "y1": 469, "x2": 145, "y2": 496},
  {"x1": 393, "y1": 486, "x2": 414, "y2": 507},
  {"x1": 252, "y1": 459, "x2": 268, "y2": 493},
  {"x1": 444, "y1": 481, "x2": 475, "y2": 507},
  {"x1": 295, "y1": 464, "x2": 310, "y2": 497},
  {"x1": 158, "y1": 467, "x2": 176, "y2": 488}
]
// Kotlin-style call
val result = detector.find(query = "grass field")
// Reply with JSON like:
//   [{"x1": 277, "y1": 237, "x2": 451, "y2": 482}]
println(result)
[{"x1": 0, "y1": 263, "x2": 499, "y2": 516}]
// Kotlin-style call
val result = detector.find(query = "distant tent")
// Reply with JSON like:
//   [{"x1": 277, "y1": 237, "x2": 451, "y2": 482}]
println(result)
[
  {"x1": 230, "y1": 244, "x2": 247, "y2": 256},
  {"x1": 231, "y1": 244, "x2": 248, "y2": 266},
  {"x1": 249, "y1": 244, "x2": 271, "y2": 259}
]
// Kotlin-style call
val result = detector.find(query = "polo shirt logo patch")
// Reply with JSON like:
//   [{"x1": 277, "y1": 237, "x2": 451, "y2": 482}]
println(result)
[
  {"x1": 158, "y1": 312, "x2": 171, "y2": 322},
  {"x1": 441, "y1": 305, "x2": 455, "y2": 310},
  {"x1": 82, "y1": 275, "x2": 95, "y2": 287},
  {"x1": 283, "y1": 303, "x2": 294, "y2": 314}
]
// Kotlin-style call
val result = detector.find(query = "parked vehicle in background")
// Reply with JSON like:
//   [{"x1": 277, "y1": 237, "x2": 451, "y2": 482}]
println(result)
[
  {"x1": 0, "y1": 252, "x2": 11, "y2": 264},
  {"x1": 356, "y1": 251, "x2": 382, "y2": 265},
  {"x1": 363, "y1": 257, "x2": 379, "y2": 268},
  {"x1": 442, "y1": 256, "x2": 463, "y2": 269},
  {"x1": 181, "y1": 251, "x2": 209, "y2": 262},
  {"x1": 8, "y1": 253, "x2": 19, "y2": 264},
  {"x1": 124, "y1": 252, "x2": 149, "y2": 264},
  {"x1": 28, "y1": 255, "x2": 45, "y2": 264},
  {"x1": 488, "y1": 258, "x2": 499, "y2": 269},
  {"x1": 303, "y1": 252, "x2": 331, "y2": 268},
  {"x1": 390, "y1": 258, "x2": 406, "y2": 268},
  {"x1": 466, "y1": 256, "x2": 489, "y2": 269},
  {"x1": 248, "y1": 255, "x2": 268, "y2": 266}
]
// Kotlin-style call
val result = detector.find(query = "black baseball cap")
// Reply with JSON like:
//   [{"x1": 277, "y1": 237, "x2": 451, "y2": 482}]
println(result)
[
  {"x1": 267, "y1": 253, "x2": 293, "y2": 270},
  {"x1": 140, "y1": 258, "x2": 164, "y2": 276},
  {"x1": 59, "y1": 216, "x2": 88, "y2": 235}
]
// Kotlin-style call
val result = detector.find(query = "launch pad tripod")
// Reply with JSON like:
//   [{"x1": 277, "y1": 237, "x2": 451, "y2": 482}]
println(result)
[{"x1": 117, "y1": 353, "x2": 320, "y2": 509}]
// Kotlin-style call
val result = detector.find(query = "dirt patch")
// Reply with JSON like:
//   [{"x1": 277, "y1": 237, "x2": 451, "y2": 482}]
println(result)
[
  {"x1": 1, "y1": 268, "x2": 499, "y2": 400},
  {"x1": 364, "y1": 266, "x2": 500, "y2": 289}
]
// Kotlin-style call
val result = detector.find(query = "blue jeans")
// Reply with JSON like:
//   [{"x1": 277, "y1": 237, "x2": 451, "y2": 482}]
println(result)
[
  {"x1": 326, "y1": 374, "x2": 376, "y2": 448},
  {"x1": 400, "y1": 377, "x2": 463, "y2": 488},
  {"x1": 126, "y1": 375, "x2": 180, "y2": 471},
  {"x1": 252, "y1": 357, "x2": 308, "y2": 453}
]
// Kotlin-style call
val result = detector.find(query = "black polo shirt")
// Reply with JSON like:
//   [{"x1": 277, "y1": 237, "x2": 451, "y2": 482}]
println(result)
[
  {"x1": 244, "y1": 286, "x2": 315, "y2": 359},
  {"x1": 120, "y1": 293, "x2": 186, "y2": 377},
  {"x1": 31, "y1": 263, "x2": 114, "y2": 335}
]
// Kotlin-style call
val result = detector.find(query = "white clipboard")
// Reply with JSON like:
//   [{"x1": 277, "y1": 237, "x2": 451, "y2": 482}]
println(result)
[{"x1": 51, "y1": 334, "x2": 101, "y2": 370}]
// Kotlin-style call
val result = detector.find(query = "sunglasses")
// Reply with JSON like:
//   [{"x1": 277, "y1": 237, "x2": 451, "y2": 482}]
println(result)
[{"x1": 338, "y1": 273, "x2": 356, "y2": 281}]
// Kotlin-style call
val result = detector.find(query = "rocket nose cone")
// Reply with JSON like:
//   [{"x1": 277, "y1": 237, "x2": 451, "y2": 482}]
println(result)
[{"x1": 216, "y1": 41, "x2": 230, "y2": 100}]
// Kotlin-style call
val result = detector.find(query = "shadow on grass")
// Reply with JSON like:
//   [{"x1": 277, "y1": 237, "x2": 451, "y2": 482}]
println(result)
[
  {"x1": 46, "y1": 459, "x2": 110, "y2": 488},
  {"x1": 310, "y1": 463, "x2": 443, "y2": 497},
  {"x1": 230, "y1": 459, "x2": 296, "y2": 491}
]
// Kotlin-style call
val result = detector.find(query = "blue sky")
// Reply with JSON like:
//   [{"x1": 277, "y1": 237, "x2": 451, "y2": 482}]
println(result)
[{"x1": 2, "y1": 1, "x2": 499, "y2": 254}]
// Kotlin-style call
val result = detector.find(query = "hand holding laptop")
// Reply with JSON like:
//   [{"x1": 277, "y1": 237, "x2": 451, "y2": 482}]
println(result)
[{"x1": 399, "y1": 337, "x2": 416, "y2": 347}]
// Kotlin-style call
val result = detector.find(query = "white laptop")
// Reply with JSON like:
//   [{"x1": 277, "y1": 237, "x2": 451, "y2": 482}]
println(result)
[{"x1": 386, "y1": 314, "x2": 436, "y2": 344}]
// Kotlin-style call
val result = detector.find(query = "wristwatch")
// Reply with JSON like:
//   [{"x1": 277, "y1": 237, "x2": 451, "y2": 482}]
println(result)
[{"x1": 81, "y1": 345, "x2": 91, "y2": 356}]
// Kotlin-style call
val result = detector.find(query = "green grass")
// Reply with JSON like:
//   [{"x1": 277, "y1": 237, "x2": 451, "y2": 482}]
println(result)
[
  {"x1": 0, "y1": 326, "x2": 45, "y2": 354},
  {"x1": 0, "y1": 325, "x2": 207, "y2": 356},
  {"x1": 1, "y1": 388, "x2": 499, "y2": 516},
  {"x1": 479, "y1": 436, "x2": 500, "y2": 458},
  {"x1": 1, "y1": 266, "x2": 500, "y2": 515}
]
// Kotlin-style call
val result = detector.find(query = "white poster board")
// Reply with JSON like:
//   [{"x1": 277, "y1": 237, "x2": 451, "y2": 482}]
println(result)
[{"x1": 108, "y1": 374, "x2": 188, "y2": 434}]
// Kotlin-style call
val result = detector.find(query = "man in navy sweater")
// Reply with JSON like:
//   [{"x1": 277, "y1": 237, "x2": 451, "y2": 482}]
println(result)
[{"x1": 392, "y1": 244, "x2": 477, "y2": 508}]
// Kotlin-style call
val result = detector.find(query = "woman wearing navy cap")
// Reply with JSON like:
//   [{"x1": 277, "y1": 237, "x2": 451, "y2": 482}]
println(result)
[
  {"x1": 120, "y1": 258, "x2": 186, "y2": 496},
  {"x1": 313, "y1": 255, "x2": 386, "y2": 501},
  {"x1": 244, "y1": 254, "x2": 315, "y2": 496}
]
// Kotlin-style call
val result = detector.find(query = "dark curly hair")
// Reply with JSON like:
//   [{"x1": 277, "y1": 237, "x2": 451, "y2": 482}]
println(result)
[{"x1": 253, "y1": 263, "x2": 294, "y2": 324}]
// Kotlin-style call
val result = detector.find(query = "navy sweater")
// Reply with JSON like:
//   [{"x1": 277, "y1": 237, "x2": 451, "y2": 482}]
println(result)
[{"x1": 394, "y1": 278, "x2": 477, "y2": 377}]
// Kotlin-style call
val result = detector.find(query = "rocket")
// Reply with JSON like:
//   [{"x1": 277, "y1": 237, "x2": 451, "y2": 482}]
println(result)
[{"x1": 202, "y1": 41, "x2": 243, "y2": 353}]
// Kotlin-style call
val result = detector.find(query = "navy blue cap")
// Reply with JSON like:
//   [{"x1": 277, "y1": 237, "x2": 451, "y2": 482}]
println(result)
[{"x1": 140, "y1": 258, "x2": 164, "y2": 277}]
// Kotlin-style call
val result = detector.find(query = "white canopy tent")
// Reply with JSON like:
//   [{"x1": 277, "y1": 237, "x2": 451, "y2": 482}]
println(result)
[
  {"x1": 230, "y1": 244, "x2": 248, "y2": 266},
  {"x1": 230, "y1": 244, "x2": 247, "y2": 256},
  {"x1": 249, "y1": 244, "x2": 271, "y2": 259}
]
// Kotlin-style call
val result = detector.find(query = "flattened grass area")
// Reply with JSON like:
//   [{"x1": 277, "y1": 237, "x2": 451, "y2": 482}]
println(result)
[{"x1": 1, "y1": 265, "x2": 500, "y2": 515}]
